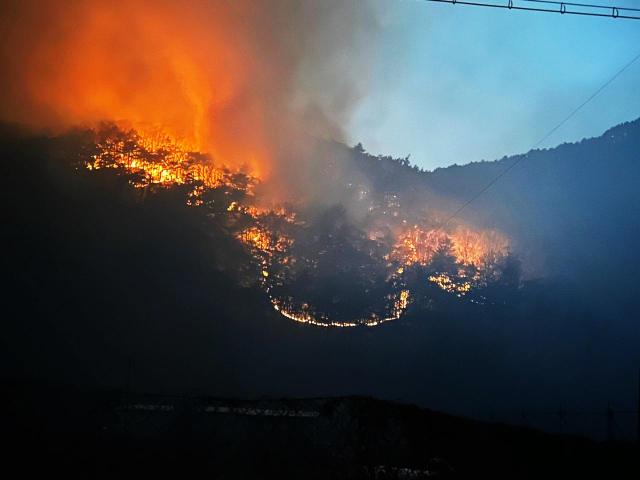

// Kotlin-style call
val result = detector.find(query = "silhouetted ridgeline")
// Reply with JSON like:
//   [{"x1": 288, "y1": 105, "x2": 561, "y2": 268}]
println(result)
[
  {"x1": 314, "y1": 119, "x2": 640, "y2": 290},
  {"x1": 433, "y1": 120, "x2": 639, "y2": 280},
  {"x1": 1, "y1": 121, "x2": 639, "y2": 444},
  {"x1": 3, "y1": 382, "x2": 638, "y2": 479}
]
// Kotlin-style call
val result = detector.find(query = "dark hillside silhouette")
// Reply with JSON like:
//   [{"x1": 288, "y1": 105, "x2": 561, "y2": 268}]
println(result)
[{"x1": 1, "y1": 121, "x2": 639, "y2": 444}]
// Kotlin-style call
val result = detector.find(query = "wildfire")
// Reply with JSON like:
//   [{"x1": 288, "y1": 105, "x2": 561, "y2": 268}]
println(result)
[
  {"x1": 427, "y1": 274, "x2": 472, "y2": 296},
  {"x1": 390, "y1": 226, "x2": 450, "y2": 266},
  {"x1": 82, "y1": 126, "x2": 513, "y2": 327},
  {"x1": 0, "y1": 0, "x2": 300, "y2": 178},
  {"x1": 270, "y1": 290, "x2": 410, "y2": 328},
  {"x1": 237, "y1": 226, "x2": 292, "y2": 258},
  {"x1": 390, "y1": 224, "x2": 510, "y2": 296},
  {"x1": 231, "y1": 199, "x2": 411, "y2": 327},
  {"x1": 86, "y1": 126, "x2": 257, "y2": 207},
  {"x1": 234, "y1": 220, "x2": 412, "y2": 327},
  {"x1": 452, "y1": 228, "x2": 510, "y2": 269},
  {"x1": 238, "y1": 227, "x2": 273, "y2": 253},
  {"x1": 390, "y1": 225, "x2": 508, "y2": 268},
  {"x1": 2, "y1": 1, "x2": 377, "y2": 182},
  {"x1": 3, "y1": 1, "x2": 517, "y2": 327}
]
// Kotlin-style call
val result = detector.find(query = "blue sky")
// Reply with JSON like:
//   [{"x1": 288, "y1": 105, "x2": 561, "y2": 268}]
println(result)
[{"x1": 348, "y1": 0, "x2": 640, "y2": 170}]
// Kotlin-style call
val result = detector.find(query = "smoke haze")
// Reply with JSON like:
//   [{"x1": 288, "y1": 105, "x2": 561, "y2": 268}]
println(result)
[{"x1": 0, "y1": 0, "x2": 377, "y2": 183}]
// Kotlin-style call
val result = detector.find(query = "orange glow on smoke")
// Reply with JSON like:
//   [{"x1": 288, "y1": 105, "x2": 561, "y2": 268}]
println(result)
[
  {"x1": 451, "y1": 228, "x2": 510, "y2": 268},
  {"x1": 0, "y1": 0, "x2": 305, "y2": 178},
  {"x1": 391, "y1": 225, "x2": 509, "y2": 269},
  {"x1": 88, "y1": 128, "x2": 229, "y2": 189}
]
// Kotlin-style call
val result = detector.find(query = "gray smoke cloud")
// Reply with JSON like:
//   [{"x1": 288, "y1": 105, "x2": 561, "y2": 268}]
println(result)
[{"x1": 0, "y1": 0, "x2": 380, "y2": 202}]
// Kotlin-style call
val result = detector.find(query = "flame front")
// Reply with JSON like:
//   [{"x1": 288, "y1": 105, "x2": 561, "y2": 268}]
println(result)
[
  {"x1": 88, "y1": 128, "x2": 229, "y2": 189},
  {"x1": 390, "y1": 225, "x2": 511, "y2": 297}
]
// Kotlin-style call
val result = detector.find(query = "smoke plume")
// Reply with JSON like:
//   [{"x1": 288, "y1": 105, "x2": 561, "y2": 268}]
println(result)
[{"x1": 0, "y1": 0, "x2": 377, "y2": 183}]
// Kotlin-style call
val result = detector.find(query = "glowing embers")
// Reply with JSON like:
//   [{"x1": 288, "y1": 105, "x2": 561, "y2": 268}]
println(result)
[
  {"x1": 238, "y1": 226, "x2": 274, "y2": 253},
  {"x1": 270, "y1": 289, "x2": 409, "y2": 328},
  {"x1": 237, "y1": 225, "x2": 293, "y2": 262},
  {"x1": 186, "y1": 185, "x2": 205, "y2": 206},
  {"x1": 428, "y1": 273, "x2": 472, "y2": 296},
  {"x1": 235, "y1": 211, "x2": 411, "y2": 328}
]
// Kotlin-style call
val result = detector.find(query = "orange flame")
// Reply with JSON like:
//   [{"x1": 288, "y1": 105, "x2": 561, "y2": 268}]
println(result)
[
  {"x1": 2, "y1": 0, "x2": 370, "y2": 179},
  {"x1": 391, "y1": 225, "x2": 509, "y2": 269}
]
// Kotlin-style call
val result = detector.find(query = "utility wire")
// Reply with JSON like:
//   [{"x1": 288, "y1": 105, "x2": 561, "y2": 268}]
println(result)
[
  {"x1": 423, "y1": 0, "x2": 640, "y2": 20},
  {"x1": 519, "y1": 0, "x2": 640, "y2": 13},
  {"x1": 441, "y1": 50, "x2": 640, "y2": 228}
]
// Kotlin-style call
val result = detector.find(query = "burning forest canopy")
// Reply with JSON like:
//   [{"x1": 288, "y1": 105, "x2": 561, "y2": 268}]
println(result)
[
  {"x1": 69, "y1": 124, "x2": 519, "y2": 327},
  {"x1": 0, "y1": 0, "x2": 520, "y2": 327},
  {"x1": 0, "y1": 0, "x2": 376, "y2": 183},
  {"x1": 4, "y1": 117, "x2": 640, "y2": 442},
  {"x1": 3, "y1": 0, "x2": 640, "y2": 449}
]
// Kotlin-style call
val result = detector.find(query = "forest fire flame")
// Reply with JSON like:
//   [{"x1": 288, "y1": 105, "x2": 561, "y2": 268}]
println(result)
[
  {"x1": 271, "y1": 290, "x2": 410, "y2": 328},
  {"x1": 83, "y1": 126, "x2": 513, "y2": 326},
  {"x1": 0, "y1": 0, "x2": 288, "y2": 178},
  {"x1": 390, "y1": 225, "x2": 510, "y2": 296},
  {"x1": 2, "y1": 1, "x2": 515, "y2": 327},
  {"x1": 390, "y1": 225, "x2": 509, "y2": 270},
  {"x1": 86, "y1": 126, "x2": 256, "y2": 204},
  {"x1": 1, "y1": 0, "x2": 376, "y2": 181}
]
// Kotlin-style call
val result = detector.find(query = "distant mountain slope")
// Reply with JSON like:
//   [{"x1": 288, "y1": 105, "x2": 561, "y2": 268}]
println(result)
[
  {"x1": 1, "y1": 120, "x2": 639, "y2": 442},
  {"x1": 424, "y1": 119, "x2": 640, "y2": 279},
  {"x1": 341, "y1": 118, "x2": 640, "y2": 285}
]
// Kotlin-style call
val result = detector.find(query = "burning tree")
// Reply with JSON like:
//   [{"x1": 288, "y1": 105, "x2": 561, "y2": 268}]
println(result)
[{"x1": 79, "y1": 125, "x2": 520, "y2": 327}]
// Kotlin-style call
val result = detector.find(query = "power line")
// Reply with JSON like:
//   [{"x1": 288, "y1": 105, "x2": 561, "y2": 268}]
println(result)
[
  {"x1": 423, "y1": 0, "x2": 640, "y2": 20},
  {"x1": 520, "y1": 0, "x2": 640, "y2": 13},
  {"x1": 441, "y1": 50, "x2": 640, "y2": 227}
]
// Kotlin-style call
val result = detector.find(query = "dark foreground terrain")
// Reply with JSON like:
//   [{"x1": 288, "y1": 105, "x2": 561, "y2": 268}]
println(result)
[
  {"x1": 3, "y1": 382, "x2": 638, "y2": 479},
  {"x1": 2, "y1": 124, "x2": 640, "y2": 476}
]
